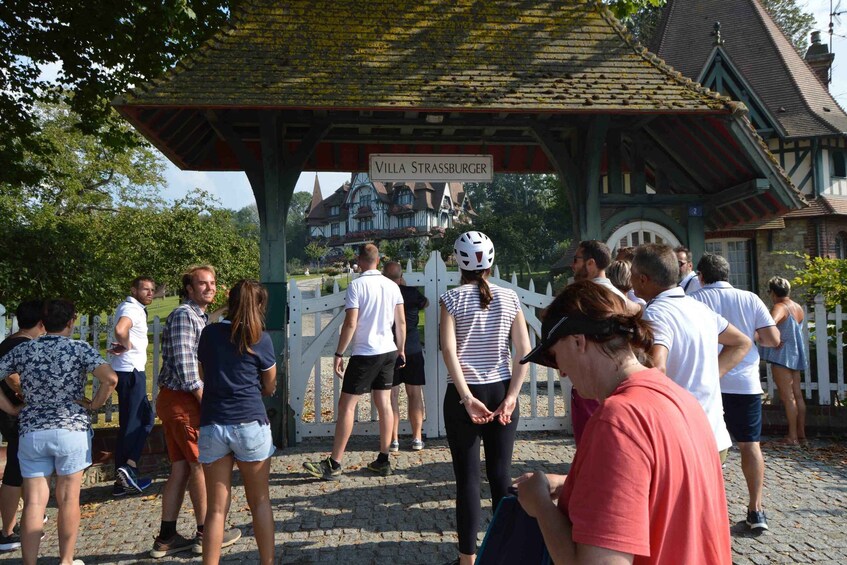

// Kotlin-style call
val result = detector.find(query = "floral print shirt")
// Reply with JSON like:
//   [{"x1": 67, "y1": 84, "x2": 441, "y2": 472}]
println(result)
[{"x1": 0, "y1": 335, "x2": 106, "y2": 435}]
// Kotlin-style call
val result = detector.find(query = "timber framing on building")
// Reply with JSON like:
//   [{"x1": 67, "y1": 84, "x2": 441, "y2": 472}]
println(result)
[
  {"x1": 114, "y1": 0, "x2": 805, "y2": 445},
  {"x1": 653, "y1": 0, "x2": 847, "y2": 292}
]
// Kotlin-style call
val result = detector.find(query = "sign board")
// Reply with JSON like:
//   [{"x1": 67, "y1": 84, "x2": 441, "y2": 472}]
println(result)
[{"x1": 369, "y1": 154, "x2": 494, "y2": 182}]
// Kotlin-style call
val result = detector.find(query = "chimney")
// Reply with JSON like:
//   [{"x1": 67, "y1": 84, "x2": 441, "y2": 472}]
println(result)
[{"x1": 805, "y1": 30, "x2": 834, "y2": 88}]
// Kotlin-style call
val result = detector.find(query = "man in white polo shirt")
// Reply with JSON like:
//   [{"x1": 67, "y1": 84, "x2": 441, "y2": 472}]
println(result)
[
  {"x1": 109, "y1": 276, "x2": 156, "y2": 496},
  {"x1": 692, "y1": 253, "x2": 780, "y2": 532},
  {"x1": 303, "y1": 243, "x2": 406, "y2": 480},
  {"x1": 675, "y1": 246, "x2": 702, "y2": 295},
  {"x1": 631, "y1": 244, "x2": 751, "y2": 460}
]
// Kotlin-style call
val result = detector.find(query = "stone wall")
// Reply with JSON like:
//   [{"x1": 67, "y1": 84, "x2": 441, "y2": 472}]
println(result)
[{"x1": 755, "y1": 219, "x2": 809, "y2": 300}]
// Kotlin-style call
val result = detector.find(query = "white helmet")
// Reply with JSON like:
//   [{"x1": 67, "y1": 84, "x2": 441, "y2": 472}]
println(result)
[{"x1": 454, "y1": 231, "x2": 495, "y2": 271}]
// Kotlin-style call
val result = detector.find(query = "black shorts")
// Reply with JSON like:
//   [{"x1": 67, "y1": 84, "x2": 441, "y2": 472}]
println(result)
[
  {"x1": 342, "y1": 352, "x2": 397, "y2": 395},
  {"x1": 393, "y1": 351, "x2": 426, "y2": 387},
  {"x1": 722, "y1": 393, "x2": 762, "y2": 443}
]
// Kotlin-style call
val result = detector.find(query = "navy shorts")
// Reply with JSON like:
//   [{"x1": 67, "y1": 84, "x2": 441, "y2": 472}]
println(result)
[
  {"x1": 342, "y1": 352, "x2": 396, "y2": 395},
  {"x1": 722, "y1": 393, "x2": 762, "y2": 443},
  {"x1": 393, "y1": 351, "x2": 426, "y2": 387}
]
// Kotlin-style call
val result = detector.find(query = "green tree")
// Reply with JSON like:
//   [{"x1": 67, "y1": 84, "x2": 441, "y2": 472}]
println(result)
[
  {"x1": 284, "y1": 191, "x2": 313, "y2": 262},
  {"x1": 1, "y1": 1, "x2": 230, "y2": 186},
  {"x1": 342, "y1": 246, "x2": 357, "y2": 265},
  {"x1": 786, "y1": 255, "x2": 847, "y2": 310},
  {"x1": 0, "y1": 101, "x2": 257, "y2": 314},
  {"x1": 305, "y1": 241, "x2": 328, "y2": 267},
  {"x1": 458, "y1": 174, "x2": 572, "y2": 276},
  {"x1": 761, "y1": 0, "x2": 816, "y2": 53}
]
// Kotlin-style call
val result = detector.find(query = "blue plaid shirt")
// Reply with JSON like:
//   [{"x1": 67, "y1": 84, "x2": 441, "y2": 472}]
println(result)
[{"x1": 157, "y1": 300, "x2": 208, "y2": 391}]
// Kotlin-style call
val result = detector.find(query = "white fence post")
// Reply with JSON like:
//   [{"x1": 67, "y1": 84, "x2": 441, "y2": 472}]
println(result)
[{"x1": 814, "y1": 294, "x2": 831, "y2": 405}]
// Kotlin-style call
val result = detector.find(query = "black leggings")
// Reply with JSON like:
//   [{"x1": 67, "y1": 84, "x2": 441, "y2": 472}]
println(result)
[{"x1": 444, "y1": 381, "x2": 519, "y2": 555}]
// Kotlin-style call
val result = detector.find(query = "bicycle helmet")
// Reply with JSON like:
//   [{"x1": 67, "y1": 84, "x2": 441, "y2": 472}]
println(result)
[{"x1": 454, "y1": 231, "x2": 495, "y2": 271}]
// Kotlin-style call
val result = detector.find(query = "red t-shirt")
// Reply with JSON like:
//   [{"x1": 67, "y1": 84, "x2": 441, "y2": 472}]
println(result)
[{"x1": 558, "y1": 369, "x2": 731, "y2": 564}]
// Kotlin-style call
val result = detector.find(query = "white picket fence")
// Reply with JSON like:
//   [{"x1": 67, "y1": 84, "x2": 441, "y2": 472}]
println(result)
[
  {"x1": 1, "y1": 278, "x2": 844, "y2": 436},
  {"x1": 287, "y1": 251, "x2": 570, "y2": 440}
]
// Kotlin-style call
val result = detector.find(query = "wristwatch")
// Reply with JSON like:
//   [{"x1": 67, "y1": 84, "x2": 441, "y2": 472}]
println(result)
[
  {"x1": 334, "y1": 352, "x2": 343, "y2": 358},
  {"x1": 459, "y1": 393, "x2": 473, "y2": 405}
]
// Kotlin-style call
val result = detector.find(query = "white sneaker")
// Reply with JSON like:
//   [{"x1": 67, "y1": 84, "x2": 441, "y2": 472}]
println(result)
[
  {"x1": 389, "y1": 440, "x2": 400, "y2": 452},
  {"x1": 411, "y1": 438, "x2": 425, "y2": 451}
]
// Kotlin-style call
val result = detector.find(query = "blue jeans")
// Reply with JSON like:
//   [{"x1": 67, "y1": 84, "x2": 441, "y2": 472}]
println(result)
[{"x1": 114, "y1": 369, "x2": 154, "y2": 469}]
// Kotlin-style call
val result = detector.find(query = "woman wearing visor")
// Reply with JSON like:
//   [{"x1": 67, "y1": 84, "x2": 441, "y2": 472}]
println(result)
[{"x1": 513, "y1": 280, "x2": 731, "y2": 565}]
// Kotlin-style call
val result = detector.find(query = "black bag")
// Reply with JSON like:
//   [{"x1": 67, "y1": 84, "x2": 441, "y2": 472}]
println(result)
[{"x1": 477, "y1": 495, "x2": 552, "y2": 565}]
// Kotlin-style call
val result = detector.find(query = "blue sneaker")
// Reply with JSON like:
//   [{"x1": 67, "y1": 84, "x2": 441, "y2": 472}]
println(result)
[{"x1": 117, "y1": 465, "x2": 151, "y2": 494}]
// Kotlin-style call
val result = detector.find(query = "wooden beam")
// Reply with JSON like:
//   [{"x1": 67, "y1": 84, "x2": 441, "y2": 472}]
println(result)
[
  {"x1": 705, "y1": 178, "x2": 769, "y2": 211},
  {"x1": 644, "y1": 123, "x2": 725, "y2": 187},
  {"x1": 528, "y1": 124, "x2": 581, "y2": 233},
  {"x1": 600, "y1": 194, "x2": 704, "y2": 206},
  {"x1": 584, "y1": 116, "x2": 609, "y2": 240},
  {"x1": 607, "y1": 128, "x2": 623, "y2": 195},
  {"x1": 205, "y1": 110, "x2": 264, "y2": 196}
]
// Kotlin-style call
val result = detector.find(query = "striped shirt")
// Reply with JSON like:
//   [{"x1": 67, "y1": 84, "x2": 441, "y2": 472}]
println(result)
[{"x1": 440, "y1": 283, "x2": 521, "y2": 385}]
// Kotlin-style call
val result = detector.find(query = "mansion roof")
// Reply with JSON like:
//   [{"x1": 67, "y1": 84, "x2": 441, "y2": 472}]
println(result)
[
  {"x1": 306, "y1": 175, "x2": 470, "y2": 226},
  {"x1": 652, "y1": 0, "x2": 847, "y2": 139}
]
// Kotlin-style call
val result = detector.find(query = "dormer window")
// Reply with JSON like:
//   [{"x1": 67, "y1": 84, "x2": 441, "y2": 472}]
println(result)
[
  {"x1": 397, "y1": 189, "x2": 413, "y2": 206},
  {"x1": 330, "y1": 205, "x2": 340, "y2": 216}
]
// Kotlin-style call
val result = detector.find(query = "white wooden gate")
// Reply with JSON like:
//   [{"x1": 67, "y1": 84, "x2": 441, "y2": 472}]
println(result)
[{"x1": 288, "y1": 251, "x2": 570, "y2": 441}]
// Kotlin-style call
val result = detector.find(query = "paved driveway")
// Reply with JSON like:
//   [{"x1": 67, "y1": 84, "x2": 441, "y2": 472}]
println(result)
[{"x1": 1, "y1": 433, "x2": 844, "y2": 564}]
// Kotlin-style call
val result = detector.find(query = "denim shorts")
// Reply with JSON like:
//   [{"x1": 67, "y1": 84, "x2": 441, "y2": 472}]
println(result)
[
  {"x1": 198, "y1": 421, "x2": 274, "y2": 464},
  {"x1": 19, "y1": 428, "x2": 93, "y2": 478}
]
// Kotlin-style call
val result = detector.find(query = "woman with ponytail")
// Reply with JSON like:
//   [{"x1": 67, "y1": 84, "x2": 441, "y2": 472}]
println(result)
[
  {"x1": 439, "y1": 231, "x2": 531, "y2": 565},
  {"x1": 197, "y1": 280, "x2": 276, "y2": 565},
  {"x1": 513, "y1": 280, "x2": 731, "y2": 564}
]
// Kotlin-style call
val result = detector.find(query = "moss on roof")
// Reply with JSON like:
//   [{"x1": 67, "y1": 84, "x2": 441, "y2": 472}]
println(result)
[{"x1": 118, "y1": 0, "x2": 736, "y2": 114}]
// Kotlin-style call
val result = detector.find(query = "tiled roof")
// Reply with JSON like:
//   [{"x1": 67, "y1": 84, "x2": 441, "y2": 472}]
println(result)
[
  {"x1": 784, "y1": 195, "x2": 847, "y2": 218},
  {"x1": 652, "y1": 0, "x2": 847, "y2": 138},
  {"x1": 117, "y1": 0, "x2": 737, "y2": 114}
]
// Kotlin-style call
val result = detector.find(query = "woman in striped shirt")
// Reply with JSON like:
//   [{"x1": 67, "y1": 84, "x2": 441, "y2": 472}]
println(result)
[{"x1": 440, "y1": 231, "x2": 531, "y2": 565}]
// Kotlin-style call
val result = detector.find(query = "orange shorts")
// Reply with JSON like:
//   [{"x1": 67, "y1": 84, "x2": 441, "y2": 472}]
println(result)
[{"x1": 156, "y1": 388, "x2": 201, "y2": 464}]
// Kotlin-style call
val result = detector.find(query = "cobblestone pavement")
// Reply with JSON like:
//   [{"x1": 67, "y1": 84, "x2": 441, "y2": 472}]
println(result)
[{"x1": 0, "y1": 433, "x2": 844, "y2": 564}]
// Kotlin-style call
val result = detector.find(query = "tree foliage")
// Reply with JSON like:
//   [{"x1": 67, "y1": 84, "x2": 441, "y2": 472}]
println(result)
[
  {"x1": 787, "y1": 255, "x2": 847, "y2": 310},
  {"x1": 760, "y1": 0, "x2": 817, "y2": 53},
  {"x1": 1, "y1": 0, "x2": 230, "y2": 186},
  {"x1": 0, "y1": 101, "x2": 257, "y2": 314},
  {"x1": 431, "y1": 174, "x2": 572, "y2": 277}
]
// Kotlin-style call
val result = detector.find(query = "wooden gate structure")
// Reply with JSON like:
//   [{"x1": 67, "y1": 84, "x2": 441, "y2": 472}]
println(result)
[
  {"x1": 114, "y1": 0, "x2": 804, "y2": 446},
  {"x1": 288, "y1": 252, "x2": 569, "y2": 441}
]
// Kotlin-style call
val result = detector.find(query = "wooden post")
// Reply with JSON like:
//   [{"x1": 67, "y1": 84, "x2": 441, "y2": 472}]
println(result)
[
  {"x1": 583, "y1": 116, "x2": 609, "y2": 241},
  {"x1": 258, "y1": 113, "x2": 302, "y2": 447},
  {"x1": 814, "y1": 294, "x2": 831, "y2": 404}
]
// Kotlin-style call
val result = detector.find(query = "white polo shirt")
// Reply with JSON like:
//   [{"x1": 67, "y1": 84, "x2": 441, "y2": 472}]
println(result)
[
  {"x1": 345, "y1": 270, "x2": 404, "y2": 356},
  {"x1": 592, "y1": 277, "x2": 627, "y2": 301},
  {"x1": 110, "y1": 296, "x2": 149, "y2": 372},
  {"x1": 680, "y1": 271, "x2": 702, "y2": 295},
  {"x1": 691, "y1": 281, "x2": 776, "y2": 395},
  {"x1": 643, "y1": 286, "x2": 732, "y2": 451}
]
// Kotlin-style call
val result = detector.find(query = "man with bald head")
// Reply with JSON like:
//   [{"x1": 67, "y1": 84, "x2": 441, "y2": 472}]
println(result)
[{"x1": 304, "y1": 244, "x2": 406, "y2": 479}]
